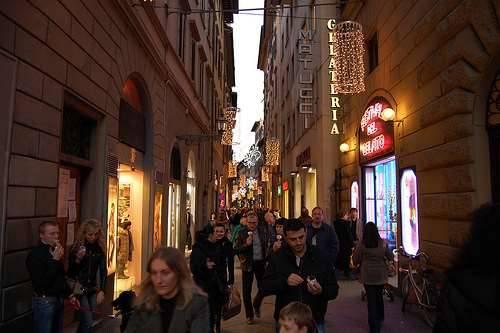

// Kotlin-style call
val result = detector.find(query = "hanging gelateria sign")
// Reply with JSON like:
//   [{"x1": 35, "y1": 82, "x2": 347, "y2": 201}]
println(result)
[
  {"x1": 359, "y1": 97, "x2": 395, "y2": 163},
  {"x1": 298, "y1": 28, "x2": 314, "y2": 128},
  {"x1": 327, "y1": 19, "x2": 341, "y2": 135}
]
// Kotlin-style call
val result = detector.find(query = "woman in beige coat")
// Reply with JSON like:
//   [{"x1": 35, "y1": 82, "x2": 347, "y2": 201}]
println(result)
[
  {"x1": 125, "y1": 247, "x2": 209, "y2": 333},
  {"x1": 353, "y1": 222, "x2": 394, "y2": 333}
]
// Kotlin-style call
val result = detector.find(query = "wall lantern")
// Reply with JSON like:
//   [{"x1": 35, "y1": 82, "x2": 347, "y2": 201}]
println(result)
[
  {"x1": 380, "y1": 107, "x2": 403, "y2": 125},
  {"x1": 301, "y1": 163, "x2": 311, "y2": 170},
  {"x1": 340, "y1": 142, "x2": 356, "y2": 153}
]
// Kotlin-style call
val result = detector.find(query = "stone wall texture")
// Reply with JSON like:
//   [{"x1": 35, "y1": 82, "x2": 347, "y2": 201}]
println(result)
[
  {"x1": 0, "y1": 0, "x2": 231, "y2": 330},
  {"x1": 340, "y1": 0, "x2": 500, "y2": 269}
]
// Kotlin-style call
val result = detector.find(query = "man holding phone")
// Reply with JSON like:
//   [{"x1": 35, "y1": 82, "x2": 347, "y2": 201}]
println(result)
[
  {"x1": 26, "y1": 221, "x2": 78, "y2": 333},
  {"x1": 263, "y1": 219, "x2": 339, "y2": 333}
]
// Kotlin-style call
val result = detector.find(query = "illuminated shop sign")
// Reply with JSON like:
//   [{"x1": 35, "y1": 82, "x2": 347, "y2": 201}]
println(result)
[
  {"x1": 401, "y1": 168, "x2": 419, "y2": 256},
  {"x1": 282, "y1": 181, "x2": 289, "y2": 191},
  {"x1": 298, "y1": 29, "x2": 313, "y2": 128},
  {"x1": 359, "y1": 98, "x2": 394, "y2": 163},
  {"x1": 327, "y1": 19, "x2": 341, "y2": 135}
]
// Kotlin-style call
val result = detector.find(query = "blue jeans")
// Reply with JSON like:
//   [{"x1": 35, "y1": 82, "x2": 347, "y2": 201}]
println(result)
[
  {"x1": 32, "y1": 297, "x2": 64, "y2": 333},
  {"x1": 77, "y1": 293, "x2": 97, "y2": 333}
]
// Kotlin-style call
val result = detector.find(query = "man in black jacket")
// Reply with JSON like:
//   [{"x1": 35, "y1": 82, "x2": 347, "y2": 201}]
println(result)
[
  {"x1": 307, "y1": 206, "x2": 339, "y2": 270},
  {"x1": 263, "y1": 219, "x2": 339, "y2": 333},
  {"x1": 234, "y1": 210, "x2": 276, "y2": 324},
  {"x1": 26, "y1": 221, "x2": 78, "y2": 333}
]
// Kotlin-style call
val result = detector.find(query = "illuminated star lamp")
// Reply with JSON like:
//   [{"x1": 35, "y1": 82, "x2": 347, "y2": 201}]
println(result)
[
  {"x1": 333, "y1": 21, "x2": 365, "y2": 94},
  {"x1": 265, "y1": 138, "x2": 280, "y2": 166}
]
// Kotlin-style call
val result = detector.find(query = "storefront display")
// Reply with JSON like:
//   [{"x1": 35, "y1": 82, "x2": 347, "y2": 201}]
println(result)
[
  {"x1": 351, "y1": 181, "x2": 359, "y2": 210},
  {"x1": 106, "y1": 178, "x2": 118, "y2": 274},
  {"x1": 115, "y1": 164, "x2": 144, "y2": 297},
  {"x1": 153, "y1": 190, "x2": 163, "y2": 251},
  {"x1": 401, "y1": 169, "x2": 419, "y2": 256}
]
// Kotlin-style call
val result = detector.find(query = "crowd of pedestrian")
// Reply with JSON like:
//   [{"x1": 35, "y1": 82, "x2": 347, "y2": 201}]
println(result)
[{"x1": 26, "y1": 203, "x2": 499, "y2": 333}]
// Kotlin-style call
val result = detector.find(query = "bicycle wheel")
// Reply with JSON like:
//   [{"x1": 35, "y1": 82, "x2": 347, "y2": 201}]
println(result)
[
  {"x1": 420, "y1": 282, "x2": 438, "y2": 328},
  {"x1": 401, "y1": 275, "x2": 410, "y2": 312}
]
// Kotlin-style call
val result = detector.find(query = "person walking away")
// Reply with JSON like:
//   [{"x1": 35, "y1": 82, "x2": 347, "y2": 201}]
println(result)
[
  {"x1": 307, "y1": 207, "x2": 339, "y2": 270},
  {"x1": 125, "y1": 247, "x2": 209, "y2": 332},
  {"x1": 67, "y1": 219, "x2": 107, "y2": 333},
  {"x1": 190, "y1": 224, "x2": 226, "y2": 333},
  {"x1": 334, "y1": 212, "x2": 355, "y2": 279},
  {"x1": 352, "y1": 222, "x2": 394, "y2": 333},
  {"x1": 433, "y1": 203, "x2": 499, "y2": 333},
  {"x1": 234, "y1": 210, "x2": 274, "y2": 324},
  {"x1": 27, "y1": 221, "x2": 79, "y2": 333},
  {"x1": 279, "y1": 302, "x2": 317, "y2": 333},
  {"x1": 263, "y1": 219, "x2": 339, "y2": 333}
]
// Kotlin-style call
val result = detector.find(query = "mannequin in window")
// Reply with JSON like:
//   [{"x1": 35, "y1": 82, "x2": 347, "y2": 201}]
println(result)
[{"x1": 117, "y1": 220, "x2": 133, "y2": 279}]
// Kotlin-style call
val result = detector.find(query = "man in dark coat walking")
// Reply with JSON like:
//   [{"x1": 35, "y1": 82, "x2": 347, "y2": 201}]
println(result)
[{"x1": 262, "y1": 219, "x2": 339, "y2": 333}]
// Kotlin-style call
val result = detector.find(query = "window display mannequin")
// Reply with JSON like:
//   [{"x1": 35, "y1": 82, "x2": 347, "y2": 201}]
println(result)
[{"x1": 117, "y1": 220, "x2": 134, "y2": 279}]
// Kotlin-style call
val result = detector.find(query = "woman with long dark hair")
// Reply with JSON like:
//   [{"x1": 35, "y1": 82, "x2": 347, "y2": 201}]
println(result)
[
  {"x1": 353, "y1": 222, "x2": 393, "y2": 333},
  {"x1": 125, "y1": 247, "x2": 209, "y2": 332}
]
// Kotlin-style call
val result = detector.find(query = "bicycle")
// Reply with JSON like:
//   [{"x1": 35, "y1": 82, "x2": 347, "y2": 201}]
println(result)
[{"x1": 395, "y1": 247, "x2": 440, "y2": 328}]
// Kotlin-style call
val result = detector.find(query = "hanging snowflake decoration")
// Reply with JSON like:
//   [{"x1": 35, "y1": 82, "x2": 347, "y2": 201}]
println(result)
[{"x1": 243, "y1": 144, "x2": 262, "y2": 167}]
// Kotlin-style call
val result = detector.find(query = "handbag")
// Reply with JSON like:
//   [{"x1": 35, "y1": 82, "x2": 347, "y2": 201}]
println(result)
[
  {"x1": 66, "y1": 278, "x2": 84, "y2": 296},
  {"x1": 222, "y1": 287, "x2": 241, "y2": 321}
]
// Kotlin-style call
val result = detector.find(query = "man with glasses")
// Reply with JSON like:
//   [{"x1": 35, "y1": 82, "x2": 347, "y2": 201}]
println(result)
[{"x1": 234, "y1": 210, "x2": 275, "y2": 324}]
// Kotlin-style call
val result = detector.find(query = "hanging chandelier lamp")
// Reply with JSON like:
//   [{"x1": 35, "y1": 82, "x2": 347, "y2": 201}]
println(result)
[{"x1": 331, "y1": 20, "x2": 365, "y2": 94}]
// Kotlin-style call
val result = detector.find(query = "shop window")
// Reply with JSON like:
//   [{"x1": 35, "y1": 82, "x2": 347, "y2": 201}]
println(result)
[
  {"x1": 351, "y1": 181, "x2": 359, "y2": 210},
  {"x1": 368, "y1": 33, "x2": 379, "y2": 73},
  {"x1": 61, "y1": 106, "x2": 95, "y2": 160},
  {"x1": 119, "y1": 79, "x2": 146, "y2": 152},
  {"x1": 400, "y1": 168, "x2": 419, "y2": 256},
  {"x1": 170, "y1": 146, "x2": 182, "y2": 181}
]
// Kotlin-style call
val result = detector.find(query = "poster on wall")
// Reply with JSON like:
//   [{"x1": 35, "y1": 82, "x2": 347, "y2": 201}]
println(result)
[
  {"x1": 153, "y1": 190, "x2": 163, "y2": 251},
  {"x1": 401, "y1": 169, "x2": 419, "y2": 256},
  {"x1": 106, "y1": 177, "x2": 118, "y2": 274}
]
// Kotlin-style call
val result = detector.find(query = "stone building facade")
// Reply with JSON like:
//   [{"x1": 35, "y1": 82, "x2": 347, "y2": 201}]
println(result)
[
  {"x1": 258, "y1": 0, "x2": 341, "y2": 220},
  {"x1": 0, "y1": 0, "x2": 236, "y2": 330},
  {"x1": 338, "y1": 0, "x2": 500, "y2": 269}
]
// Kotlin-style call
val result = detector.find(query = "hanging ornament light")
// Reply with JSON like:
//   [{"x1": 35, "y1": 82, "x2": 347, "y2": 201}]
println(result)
[
  {"x1": 261, "y1": 166, "x2": 270, "y2": 182},
  {"x1": 221, "y1": 129, "x2": 233, "y2": 145},
  {"x1": 239, "y1": 175, "x2": 246, "y2": 188},
  {"x1": 243, "y1": 144, "x2": 262, "y2": 167},
  {"x1": 227, "y1": 161, "x2": 237, "y2": 178},
  {"x1": 265, "y1": 138, "x2": 280, "y2": 166},
  {"x1": 257, "y1": 186, "x2": 263, "y2": 195},
  {"x1": 331, "y1": 21, "x2": 365, "y2": 94}
]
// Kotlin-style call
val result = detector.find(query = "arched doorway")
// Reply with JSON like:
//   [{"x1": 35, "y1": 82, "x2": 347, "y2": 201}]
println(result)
[
  {"x1": 112, "y1": 76, "x2": 152, "y2": 297},
  {"x1": 488, "y1": 71, "x2": 500, "y2": 203},
  {"x1": 168, "y1": 145, "x2": 182, "y2": 248}
]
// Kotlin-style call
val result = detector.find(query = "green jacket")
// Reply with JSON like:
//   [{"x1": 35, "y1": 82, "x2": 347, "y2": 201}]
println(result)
[{"x1": 125, "y1": 290, "x2": 209, "y2": 333}]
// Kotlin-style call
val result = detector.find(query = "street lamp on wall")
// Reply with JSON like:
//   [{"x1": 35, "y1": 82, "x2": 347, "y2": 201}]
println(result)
[
  {"x1": 339, "y1": 142, "x2": 356, "y2": 153},
  {"x1": 380, "y1": 107, "x2": 403, "y2": 125}
]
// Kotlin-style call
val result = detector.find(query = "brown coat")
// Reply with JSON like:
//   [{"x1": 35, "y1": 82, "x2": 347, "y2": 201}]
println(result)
[{"x1": 353, "y1": 240, "x2": 394, "y2": 285}]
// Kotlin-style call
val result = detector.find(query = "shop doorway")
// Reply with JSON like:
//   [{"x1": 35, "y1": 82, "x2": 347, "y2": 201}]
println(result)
[
  {"x1": 115, "y1": 164, "x2": 144, "y2": 298},
  {"x1": 362, "y1": 156, "x2": 398, "y2": 285},
  {"x1": 168, "y1": 183, "x2": 181, "y2": 247}
]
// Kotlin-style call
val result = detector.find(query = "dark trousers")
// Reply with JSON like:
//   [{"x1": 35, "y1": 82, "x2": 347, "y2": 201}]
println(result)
[
  {"x1": 241, "y1": 260, "x2": 266, "y2": 319},
  {"x1": 338, "y1": 248, "x2": 352, "y2": 275},
  {"x1": 364, "y1": 284, "x2": 384, "y2": 333},
  {"x1": 208, "y1": 293, "x2": 223, "y2": 333}
]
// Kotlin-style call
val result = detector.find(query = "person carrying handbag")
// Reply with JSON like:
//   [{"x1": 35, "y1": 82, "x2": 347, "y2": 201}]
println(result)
[
  {"x1": 353, "y1": 222, "x2": 394, "y2": 333},
  {"x1": 68, "y1": 219, "x2": 107, "y2": 333}
]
